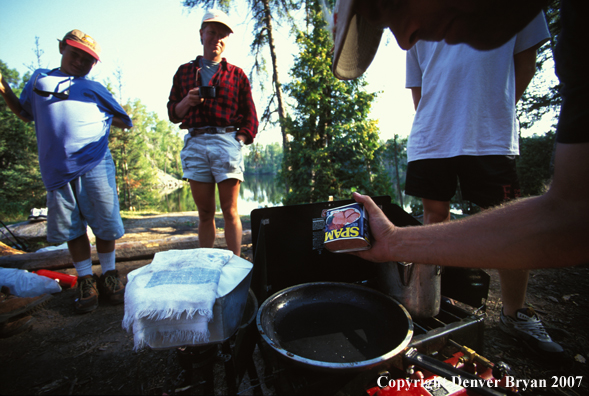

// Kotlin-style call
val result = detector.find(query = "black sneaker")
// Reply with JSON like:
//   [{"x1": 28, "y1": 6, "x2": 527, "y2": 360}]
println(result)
[
  {"x1": 499, "y1": 307, "x2": 564, "y2": 358},
  {"x1": 75, "y1": 275, "x2": 99, "y2": 313},
  {"x1": 98, "y1": 270, "x2": 125, "y2": 305}
]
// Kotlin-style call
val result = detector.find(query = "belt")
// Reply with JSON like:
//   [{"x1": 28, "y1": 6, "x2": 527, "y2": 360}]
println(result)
[{"x1": 188, "y1": 126, "x2": 237, "y2": 136}]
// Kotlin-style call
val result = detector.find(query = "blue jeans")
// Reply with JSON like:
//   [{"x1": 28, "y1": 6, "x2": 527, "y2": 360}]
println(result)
[{"x1": 46, "y1": 149, "x2": 124, "y2": 243}]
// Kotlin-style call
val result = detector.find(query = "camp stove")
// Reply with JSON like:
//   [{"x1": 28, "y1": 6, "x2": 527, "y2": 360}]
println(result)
[
  {"x1": 255, "y1": 297, "x2": 510, "y2": 395},
  {"x1": 250, "y1": 198, "x2": 516, "y2": 395},
  {"x1": 367, "y1": 347, "x2": 516, "y2": 396}
]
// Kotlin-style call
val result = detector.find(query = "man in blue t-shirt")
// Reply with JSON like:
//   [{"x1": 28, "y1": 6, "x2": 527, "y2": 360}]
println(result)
[{"x1": 0, "y1": 29, "x2": 133, "y2": 314}]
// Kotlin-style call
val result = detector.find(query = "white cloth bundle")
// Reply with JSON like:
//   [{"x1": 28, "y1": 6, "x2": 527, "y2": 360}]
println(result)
[{"x1": 123, "y1": 248, "x2": 239, "y2": 350}]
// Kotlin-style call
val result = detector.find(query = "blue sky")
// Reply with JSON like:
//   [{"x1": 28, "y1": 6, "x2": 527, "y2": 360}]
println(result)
[{"x1": 1, "y1": 0, "x2": 417, "y2": 146}]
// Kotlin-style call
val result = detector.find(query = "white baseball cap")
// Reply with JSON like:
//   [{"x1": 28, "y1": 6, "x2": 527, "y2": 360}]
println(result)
[
  {"x1": 332, "y1": 0, "x2": 384, "y2": 80},
  {"x1": 201, "y1": 9, "x2": 234, "y2": 33}
]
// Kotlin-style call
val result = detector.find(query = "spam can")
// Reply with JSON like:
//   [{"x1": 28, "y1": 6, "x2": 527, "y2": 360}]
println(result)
[{"x1": 324, "y1": 202, "x2": 371, "y2": 253}]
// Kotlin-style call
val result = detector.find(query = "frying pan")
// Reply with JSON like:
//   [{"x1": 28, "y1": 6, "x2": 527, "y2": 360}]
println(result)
[
  {"x1": 257, "y1": 282, "x2": 518, "y2": 396},
  {"x1": 256, "y1": 282, "x2": 413, "y2": 372}
]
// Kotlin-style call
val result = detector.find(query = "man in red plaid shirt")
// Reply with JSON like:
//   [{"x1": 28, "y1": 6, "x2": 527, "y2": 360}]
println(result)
[{"x1": 167, "y1": 9, "x2": 258, "y2": 256}]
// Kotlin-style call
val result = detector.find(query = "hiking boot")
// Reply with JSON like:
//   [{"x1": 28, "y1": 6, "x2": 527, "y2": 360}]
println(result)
[
  {"x1": 98, "y1": 270, "x2": 125, "y2": 305},
  {"x1": 0, "y1": 286, "x2": 52, "y2": 323},
  {"x1": 75, "y1": 275, "x2": 99, "y2": 313},
  {"x1": 499, "y1": 307, "x2": 564, "y2": 358},
  {"x1": 0, "y1": 315, "x2": 34, "y2": 338}
]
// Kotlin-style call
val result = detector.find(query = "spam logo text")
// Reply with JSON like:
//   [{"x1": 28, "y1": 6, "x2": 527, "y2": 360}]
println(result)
[{"x1": 325, "y1": 226, "x2": 360, "y2": 241}]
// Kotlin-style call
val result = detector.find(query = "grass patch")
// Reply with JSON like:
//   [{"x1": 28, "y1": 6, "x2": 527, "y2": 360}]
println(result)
[{"x1": 0, "y1": 213, "x2": 28, "y2": 225}]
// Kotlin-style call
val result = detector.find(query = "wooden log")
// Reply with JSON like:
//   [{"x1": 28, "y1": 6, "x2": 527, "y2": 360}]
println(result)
[
  {"x1": 0, "y1": 230, "x2": 251, "y2": 271},
  {"x1": 0, "y1": 220, "x2": 49, "y2": 244},
  {"x1": 0, "y1": 241, "x2": 26, "y2": 256}
]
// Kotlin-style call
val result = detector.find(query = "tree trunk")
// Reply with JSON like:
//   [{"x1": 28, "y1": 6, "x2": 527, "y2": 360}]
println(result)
[
  {"x1": 262, "y1": 0, "x2": 287, "y2": 149},
  {"x1": 261, "y1": 0, "x2": 290, "y2": 194},
  {"x1": 392, "y1": 136, "x2": 404, "y2": 208}
]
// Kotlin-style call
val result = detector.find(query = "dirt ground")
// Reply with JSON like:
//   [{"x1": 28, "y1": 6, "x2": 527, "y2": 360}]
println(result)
[{"x1": 1, "y1": 213, "x2": 588, "y2": 396}]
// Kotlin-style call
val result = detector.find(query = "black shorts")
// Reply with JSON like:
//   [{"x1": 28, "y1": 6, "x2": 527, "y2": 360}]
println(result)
[{"x1": 405, "y1": 155, "x2": 521, "y2": 209}]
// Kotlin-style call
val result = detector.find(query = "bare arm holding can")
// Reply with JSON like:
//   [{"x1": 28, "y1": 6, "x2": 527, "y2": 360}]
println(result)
[{"x1": 350, "y1": 141, "x2": 589, "y2": 270}]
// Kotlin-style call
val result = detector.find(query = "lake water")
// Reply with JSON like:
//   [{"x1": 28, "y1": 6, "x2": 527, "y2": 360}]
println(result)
[
  {"x1": 160, "y1": 174, "x2": 284, "y2": 215},
  {"x1": 158, "y1": 175, "x2": 418, "y2": 216}
]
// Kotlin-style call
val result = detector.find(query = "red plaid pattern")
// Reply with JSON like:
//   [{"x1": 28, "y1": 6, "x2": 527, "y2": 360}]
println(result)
[{"x1": 167, "y1": 56, "x2": 258, "y2": 144}]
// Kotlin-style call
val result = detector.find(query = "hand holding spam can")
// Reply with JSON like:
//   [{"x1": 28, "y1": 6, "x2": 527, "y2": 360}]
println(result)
[{"x1": 324, "y1": 202, "x2": 371, "y2": 253}]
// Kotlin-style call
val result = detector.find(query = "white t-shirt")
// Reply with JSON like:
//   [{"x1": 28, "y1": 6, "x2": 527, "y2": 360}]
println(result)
[{"x1": 405, "y1": 12, "x2": 550, "y2": 162}]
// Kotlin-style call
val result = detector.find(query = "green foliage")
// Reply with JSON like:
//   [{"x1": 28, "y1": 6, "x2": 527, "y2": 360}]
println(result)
[
  {"x1": 517, "y1": 0, "x2": 561, "y2": 130},
  {"x1": 244, "y1": 142, "x2": 283, "y2": 174},
  {"x1": 379, "y1": 135, "x2": 408, "y2": 206},
  {"x1": 278, "y1": 2, "x2": 390, "y2": 205},
  {"x1": 517, "y1": 132, "x2": 556, "y2": 196},
  {"x1": 182, "y1": 0, "x2": 233, "y2": 11},
  {"x1": 0, "y1": 61, "x2": 45, "y2": 219},
  {"x1": 109, "y1": 99, "x2": 184, "y2": 211},
  {"x1": 515, "y1": 1, "x2": 560, "y2": 196},
  {"x1": 148, "y1": 119, "x2": 184, "y2": 179}
]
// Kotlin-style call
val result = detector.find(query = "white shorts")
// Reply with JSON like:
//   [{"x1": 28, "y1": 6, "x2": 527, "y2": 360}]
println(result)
[{"x1": 181, "y1": 131, "x2": 245, "y2": 183}]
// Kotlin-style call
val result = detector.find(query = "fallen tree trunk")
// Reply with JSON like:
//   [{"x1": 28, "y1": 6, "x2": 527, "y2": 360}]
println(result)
[
  {"x1": 0, "y1": 231, "x2": 251, "y2": 271},
  {"x1": 0, "y1": 241, "x2": 26, "y2": 256}
]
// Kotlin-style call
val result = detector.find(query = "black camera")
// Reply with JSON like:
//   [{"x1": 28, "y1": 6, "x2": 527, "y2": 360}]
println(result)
[{"x1": 199, "y1": 86, "x2": 216, "y2": 99}]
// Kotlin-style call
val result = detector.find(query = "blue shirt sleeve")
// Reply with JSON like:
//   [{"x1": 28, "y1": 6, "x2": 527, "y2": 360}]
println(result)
[
  {"x1": 91, "y1": 81, "x2": 133, "y2": 128},
  {"x1": 19, "y1": 69, "x2": 48, "y2": 121}
]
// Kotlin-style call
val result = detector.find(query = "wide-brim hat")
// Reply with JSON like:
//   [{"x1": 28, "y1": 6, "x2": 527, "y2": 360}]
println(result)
[
  {"x1": 60, "y1": 29, "x2": 101, "y2": 61},
  {"x1": 202, "y1": 9, "x2": 234, "y2": 33},
  {"x1": 332, "y1": 0, "x2": 384, "y2": 80}
]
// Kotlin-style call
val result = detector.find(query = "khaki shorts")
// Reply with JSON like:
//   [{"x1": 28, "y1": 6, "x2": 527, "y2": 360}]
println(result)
[{"x1": 181, "y1": 131, "x2": 245, "y2": 183}]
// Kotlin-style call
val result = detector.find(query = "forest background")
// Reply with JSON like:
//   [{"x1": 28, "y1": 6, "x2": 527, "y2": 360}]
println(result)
[{"x1": 0, "y1": 0, "x2": 561, "y2": 222}]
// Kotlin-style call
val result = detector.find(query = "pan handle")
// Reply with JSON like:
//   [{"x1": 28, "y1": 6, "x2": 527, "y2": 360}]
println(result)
[{"x1": 403, "y1": 348, "x2": 518, "y2": 396}]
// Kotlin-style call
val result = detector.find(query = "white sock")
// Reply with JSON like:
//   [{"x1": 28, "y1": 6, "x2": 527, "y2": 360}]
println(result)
[
  {"x1": 98, "y1": 251, "x2": 116, "y2": 273},
  {"x1": 73, "y1": 258, "x2": 94, "y2": 277}
]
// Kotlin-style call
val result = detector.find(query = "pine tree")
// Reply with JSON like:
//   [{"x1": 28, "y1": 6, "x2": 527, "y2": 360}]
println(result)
[
  {"x1": 0, "y1": 61, "x2": 45, "y2": 218},
  {"x1": 279, "y1": 1, "x2": 390, "y2": 205},
  {"x1": 517, "y1": 0, "x2": 562, "y2": 131},
  {"x1": 244, "y1": 142, "x2": 283, "y2": 174},
  {"x1": 109, "y1": 99, "x2": 159, "y2": 210}
]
